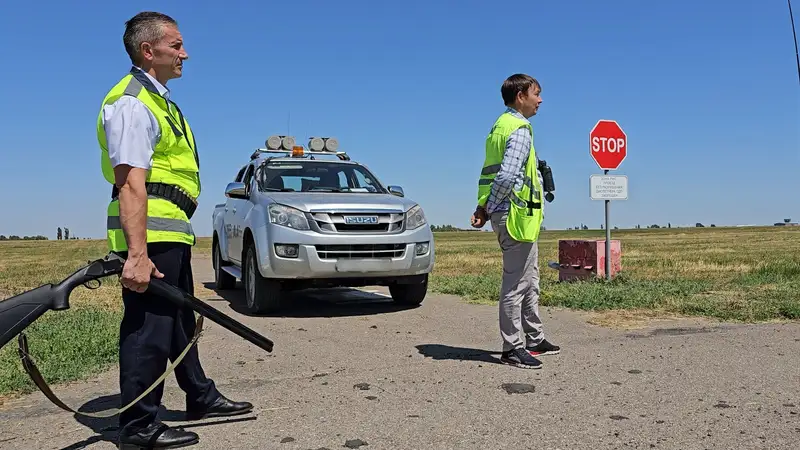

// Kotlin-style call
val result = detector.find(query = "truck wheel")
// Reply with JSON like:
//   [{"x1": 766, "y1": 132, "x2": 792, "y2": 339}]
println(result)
[
  {"x1": 213, "y1": 240, "x2": 236, "y2": 290},
  {"x1": 242, "y1": 243, "x2": 282, "y2": 314},
  {"x1": 389, "y1": 274, "x2": 428, "y2": 306}
]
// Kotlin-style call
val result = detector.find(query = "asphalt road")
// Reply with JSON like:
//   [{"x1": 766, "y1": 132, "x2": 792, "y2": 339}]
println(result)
[{"x1": 1, "y1": 256, "x2": 798, "y2": 450}]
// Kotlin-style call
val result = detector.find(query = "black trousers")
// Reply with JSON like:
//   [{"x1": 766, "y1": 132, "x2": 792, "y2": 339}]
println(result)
[{"x1": 118, "y1": 242, "x2": 219, "y2": 431}]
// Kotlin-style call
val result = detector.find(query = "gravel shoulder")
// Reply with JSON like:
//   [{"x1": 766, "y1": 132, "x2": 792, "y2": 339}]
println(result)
[{"x1": 0, "y1": 256, "x2": 798, "y2": 449}]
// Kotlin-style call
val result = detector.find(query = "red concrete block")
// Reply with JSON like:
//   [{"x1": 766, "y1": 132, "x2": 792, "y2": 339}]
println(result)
[{"x1": 557, "y1": 239, "x2": 622, "y2": 281}]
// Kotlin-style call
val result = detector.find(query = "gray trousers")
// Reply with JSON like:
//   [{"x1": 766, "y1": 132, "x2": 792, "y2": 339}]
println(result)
[{"x1": 490, "y1": 211, "x2": 544, "y2": 352}]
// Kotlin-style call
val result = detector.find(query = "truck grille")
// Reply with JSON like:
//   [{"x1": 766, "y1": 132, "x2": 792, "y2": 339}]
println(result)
[
  {"x1": 310, "y1": 212, "x2": 404, "y2": 234},
  {"x1": 315, "y1": 243, "x2": 406, "y2": 259}
]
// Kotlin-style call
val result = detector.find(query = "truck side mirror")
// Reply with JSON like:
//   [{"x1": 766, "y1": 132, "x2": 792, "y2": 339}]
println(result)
[
  {"x1": 388, "y1": 185, "x2": 404, "y2": 197},
  {"x1": 225, "y1": 182, "x2": 248, "y2": 199}
]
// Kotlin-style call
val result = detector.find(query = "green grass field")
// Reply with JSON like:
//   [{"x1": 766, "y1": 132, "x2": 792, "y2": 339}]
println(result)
[
  {"x1": 1, "y1": 226, "x2": 798, "y2": 399},
  {"x1": 433, "y1": 226, "x2": 800, "y2": 323}
]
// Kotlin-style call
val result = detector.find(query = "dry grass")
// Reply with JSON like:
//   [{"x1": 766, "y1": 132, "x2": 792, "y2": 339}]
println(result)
[
  {"x1": 0, "y1": 225, "x2": 798, "y2": 397},
  {"x1": 584, "y1": 309, "x2": 691, "y2": 330},
  {"x1": 0, "y1": 239, "x2": 213, "y2": 305}
]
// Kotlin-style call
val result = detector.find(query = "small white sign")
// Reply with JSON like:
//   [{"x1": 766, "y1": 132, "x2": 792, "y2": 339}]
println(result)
[{"x1": 590, "y1": 174, "x2": 628, "y2": 200}]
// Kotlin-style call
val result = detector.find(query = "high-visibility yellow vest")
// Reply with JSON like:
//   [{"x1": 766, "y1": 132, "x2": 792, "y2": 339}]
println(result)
[
  {"x1": 477, "y1": 111, "x2": 544, "y2": 242},
  {"x1": 96, "y1": 68, "x2": 201, "y2": 252}
]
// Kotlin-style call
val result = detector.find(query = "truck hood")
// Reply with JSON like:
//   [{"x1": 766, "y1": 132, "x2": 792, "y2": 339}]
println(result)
[{"x1": 263, "y1": 192, "x2": 419, "y2": 213}]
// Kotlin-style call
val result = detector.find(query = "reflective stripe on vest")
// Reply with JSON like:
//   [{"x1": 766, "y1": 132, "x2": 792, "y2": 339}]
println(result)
[
  {"x1": 106, "y1": 216, "x2": 194, "y2": 234},
  {"x1": 97, "y1": 67, "x2": 201, "y2": 252}
]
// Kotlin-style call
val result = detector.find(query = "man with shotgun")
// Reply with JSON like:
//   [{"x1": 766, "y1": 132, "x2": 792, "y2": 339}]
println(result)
[{"x1": 98, "y1": 11, "x2": 253, "y2": 448}]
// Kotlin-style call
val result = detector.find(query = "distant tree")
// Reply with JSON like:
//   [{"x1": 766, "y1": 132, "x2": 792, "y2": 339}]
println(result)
[
  {"x1": 696, "y1": 222, "x2": 704, "y2": 227},
  {"x1": 430, "y1": 224, "x2": 460, "y2": 232},
  {"x1": 710, "y1": 224, "x2": 716, "y2": 227},
  {"x1": 668, "y1": 222, "x2": 671, "y2": 228},
  {"x1": 0, "y1": 235, "x2": 44, "y2": 240}
]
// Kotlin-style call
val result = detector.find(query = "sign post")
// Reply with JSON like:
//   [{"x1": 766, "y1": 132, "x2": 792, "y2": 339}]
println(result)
[{"x1": 589, "y1": 119, "x2": 627, "y2": 280}]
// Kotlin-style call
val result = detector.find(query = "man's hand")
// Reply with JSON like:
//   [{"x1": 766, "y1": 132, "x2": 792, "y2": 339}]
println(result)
[
  {"x1": 121, "y1": 255, "x2": 164, "y2": 293},
  {"x1": 114, "y1": 164, "x2": 163, "y2": 292},
  {"x1": 470, "y1": 206, "x2": 488, "y2": 228}
]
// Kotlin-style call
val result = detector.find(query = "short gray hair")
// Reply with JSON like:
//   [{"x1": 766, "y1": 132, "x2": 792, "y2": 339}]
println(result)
[{"x1": 123, "y1": 11, "x2": 178, "y2": 65}]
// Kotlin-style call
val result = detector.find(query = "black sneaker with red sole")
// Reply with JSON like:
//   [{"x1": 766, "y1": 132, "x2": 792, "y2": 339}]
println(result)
[
  {"x1": 500, "y1": 348, "x2": 543, "y2": 369},
  {"x1": 526, "y1": 339, "x2": 560, "y2": 357}
]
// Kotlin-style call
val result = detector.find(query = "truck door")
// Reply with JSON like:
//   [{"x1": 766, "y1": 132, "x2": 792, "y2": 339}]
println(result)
[
  {"x1": 223, "y1": 165, "x2": 246, "y2": 263},
  {"x1": 227, "y1": 164, "x2": 255, "y2": 263},
  {"x1": 223, "y1": 197, "x2": 240, "y2": 263}
]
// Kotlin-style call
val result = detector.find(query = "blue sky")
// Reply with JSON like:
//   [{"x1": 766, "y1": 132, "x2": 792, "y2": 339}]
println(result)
[{"x1": 0, "y1": 0, "x2": 798, "y2": 239}]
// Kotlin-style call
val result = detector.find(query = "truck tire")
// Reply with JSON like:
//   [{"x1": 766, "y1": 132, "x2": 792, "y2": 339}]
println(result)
[
  {"x1": 242, "y1": 243, "x2": 282, "y2": 314},
  {"x1": 213, "y1": 240, "x2": 237, "y2": 290},
  {"x1": 389, "y1": 274, "x2": 428, "y2": 306}
]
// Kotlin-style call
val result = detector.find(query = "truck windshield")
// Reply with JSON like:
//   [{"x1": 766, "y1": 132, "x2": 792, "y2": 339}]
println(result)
[{"x1": 256, "y1": 160, "x2": 388, "y2": 194}]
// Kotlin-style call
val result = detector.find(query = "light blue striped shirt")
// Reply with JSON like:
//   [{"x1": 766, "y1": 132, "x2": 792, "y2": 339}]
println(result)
[{"x1": 101, "y1": 66, "x2": 170, "y2": 171}]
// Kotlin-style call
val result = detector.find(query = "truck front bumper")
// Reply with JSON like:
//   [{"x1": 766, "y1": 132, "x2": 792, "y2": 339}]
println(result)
[{"x1": 253, "y1": 224, "x2": 435, "y2": 280}]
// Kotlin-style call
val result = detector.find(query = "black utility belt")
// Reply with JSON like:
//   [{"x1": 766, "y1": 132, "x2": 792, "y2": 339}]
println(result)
[{"x1": 112, "y1": 182, "x2": 197, "y2": 219}]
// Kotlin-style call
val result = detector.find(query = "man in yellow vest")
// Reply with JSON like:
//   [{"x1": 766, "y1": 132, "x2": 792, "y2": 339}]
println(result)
[
  {"x1": 471, "y1": 74, "x2": 561, "y2": 369},
  {"x1": 98, "y1": 12, "x2": 252, "y2": 448}
]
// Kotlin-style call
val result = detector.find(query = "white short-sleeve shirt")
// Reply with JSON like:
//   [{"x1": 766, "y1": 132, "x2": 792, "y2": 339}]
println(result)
[{"x1": 101, "y1": 66, "x2": 171, "y2": 170}]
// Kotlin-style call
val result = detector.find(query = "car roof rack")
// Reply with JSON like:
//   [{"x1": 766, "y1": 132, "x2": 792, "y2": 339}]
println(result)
[
  {"x1": 250, "y1": 148, "x2": 350, "y2": 161},
  {"x1": 250, "y1": 135, "x2": 350, "y2": 161}
]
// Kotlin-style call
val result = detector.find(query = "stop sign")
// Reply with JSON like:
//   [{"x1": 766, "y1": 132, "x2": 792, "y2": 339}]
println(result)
[{"x1": 590, "y1": 120, "x2": 627, "y2": 170}]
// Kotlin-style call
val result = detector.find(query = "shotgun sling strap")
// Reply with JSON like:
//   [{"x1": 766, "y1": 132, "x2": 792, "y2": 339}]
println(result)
[{"x1": 16, "y1": 315, "x2": 204, "y2": 418}]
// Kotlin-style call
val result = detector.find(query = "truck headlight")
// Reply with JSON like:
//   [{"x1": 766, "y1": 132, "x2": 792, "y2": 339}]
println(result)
[
  {"x1": 268, "y1": 204, "x2": 310, "y2": 230},
  {"x1": 405, "y1": 204, "x2": 427, "y2": 230}
]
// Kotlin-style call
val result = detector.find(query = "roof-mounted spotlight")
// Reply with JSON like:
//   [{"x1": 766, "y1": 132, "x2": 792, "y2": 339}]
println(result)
[
  {"x1": 281, "y1": 136, "x2": 296, "y2": 150},
  {"x1": 308, "y1": 137, "x2": 325, "y2": 152},
  {"x1": 266, "y1": 135, "x2": 282, "y2": 150},
  {"x1": 265, "y1": 135, "x2": 296, "y2": 150},
  {"x1": 323, "y1": 137, "x2": 339, "y2": 152}
]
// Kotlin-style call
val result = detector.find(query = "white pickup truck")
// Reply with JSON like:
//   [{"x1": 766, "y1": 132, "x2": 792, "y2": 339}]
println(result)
[{"x1": 211, "y1": 135, "x2": 435, "y2": 314}]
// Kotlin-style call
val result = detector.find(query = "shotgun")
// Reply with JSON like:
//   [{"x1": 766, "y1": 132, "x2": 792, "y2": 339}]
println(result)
[
  {"x1": 0, "y1": 251, "x2": 274, "y2": 417},
  {"x1": 0, "y1": 251, "x2": 274, "y2": 352}
]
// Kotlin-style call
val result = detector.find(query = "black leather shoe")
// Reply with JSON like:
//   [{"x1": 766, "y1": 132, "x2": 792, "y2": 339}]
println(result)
[
  {"x1": 118, "y1": 422, "x2": 199, "y2": 449},
  {"x1": 185, "y1": 394, "x2": 253, "y2": 420}
]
